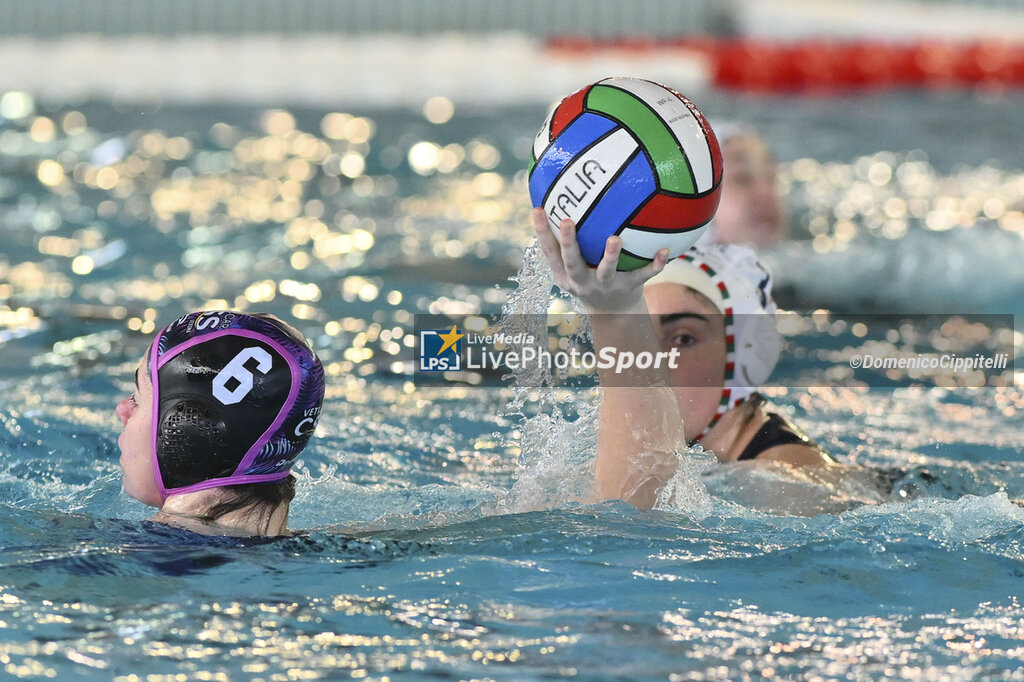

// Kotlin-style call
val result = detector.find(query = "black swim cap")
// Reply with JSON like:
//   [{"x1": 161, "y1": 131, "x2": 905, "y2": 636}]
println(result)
[{"x1": 149, "y1": 311, "x2": 325, "y2": 499}]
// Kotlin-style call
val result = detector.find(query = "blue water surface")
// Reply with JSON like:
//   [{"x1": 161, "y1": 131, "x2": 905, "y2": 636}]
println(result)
[{"x1": 1, "y1": 90, "x2": 1024, "y2": 679}]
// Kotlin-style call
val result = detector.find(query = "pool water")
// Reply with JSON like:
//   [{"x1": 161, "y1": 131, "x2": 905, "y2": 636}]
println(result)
[{"x1": 1, "y1": 89, "x2": 1024, "y2": 679}]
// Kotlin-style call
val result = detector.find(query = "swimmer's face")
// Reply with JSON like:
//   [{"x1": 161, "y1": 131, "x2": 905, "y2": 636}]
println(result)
[
  {"x1": 116, "y1": 355, "x2": 162, "y2": 507},
  {"x1": 713, "y1": 134, "x2": 787, "y2": 247},
  {"x1": 644, "y1": 283, "x2": 727, "y2": 443}
]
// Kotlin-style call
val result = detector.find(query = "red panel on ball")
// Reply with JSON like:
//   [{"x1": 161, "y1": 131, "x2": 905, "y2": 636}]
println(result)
[
  {"x1": 698, "y1": 112, "x2": 724, "y2": 186},
  {"x1": 630, "y1": 191, "x2": 721, "y2": 231},
  {"x1": 550, "y1": 86, "x2": 591, "y2": 139}
]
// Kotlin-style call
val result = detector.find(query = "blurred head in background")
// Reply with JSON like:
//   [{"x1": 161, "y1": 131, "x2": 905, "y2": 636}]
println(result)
[{"x1": 706, "y1": 123, "x2": 787, "y2": 248}]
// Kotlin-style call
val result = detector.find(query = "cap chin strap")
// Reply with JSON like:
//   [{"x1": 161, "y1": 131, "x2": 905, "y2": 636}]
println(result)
[
  {"x1": 699, "y1": 307, "x2": 781, "y2": 439},
  {"x1": 693, "y1": 308, "x2": 752, "y2": 442}
]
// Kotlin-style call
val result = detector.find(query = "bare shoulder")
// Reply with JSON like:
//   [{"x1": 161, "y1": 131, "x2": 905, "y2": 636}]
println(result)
[{"x1": 755, "y1": 443, "x2": 834, "y2": 467}]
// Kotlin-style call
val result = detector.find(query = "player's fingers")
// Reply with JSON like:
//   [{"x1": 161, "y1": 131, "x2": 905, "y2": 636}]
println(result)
[
  {"x1": 532, "y1": 208, "x2": 568, "y2": 279},
  {"x1": 622, "y1": 248, "x2": 670, "y2": 290},
  {"x1": 594, "y1": 235, "x2": 622, "y2": 284},
  {"x1": 557, "y1": 219, "x2": 590, "y2": 283}
]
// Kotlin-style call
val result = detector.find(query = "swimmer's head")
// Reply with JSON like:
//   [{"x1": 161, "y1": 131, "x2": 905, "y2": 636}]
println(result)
[
  {"x1": 147, "y1": 311, "x2": 325, "y2": 500},
  {"x1": 701, "y1": 122, "x2": 787, "y2": 247},
  {"x1": 644, "y1": 244, "x2": 781, "y2": 438}
]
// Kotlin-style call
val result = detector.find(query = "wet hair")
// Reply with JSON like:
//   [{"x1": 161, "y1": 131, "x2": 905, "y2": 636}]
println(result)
[
  {"x1": 734, "y1": 392, "x2": 768, "y2": 434},
  {"x1": 203, "y1": 475, "x2": 297, "y2": 534}
]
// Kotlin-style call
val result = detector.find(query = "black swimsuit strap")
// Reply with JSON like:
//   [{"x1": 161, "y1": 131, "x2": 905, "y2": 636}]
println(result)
[{"x1": 736, "y1": 413, "x2": 812, "y2": 461}]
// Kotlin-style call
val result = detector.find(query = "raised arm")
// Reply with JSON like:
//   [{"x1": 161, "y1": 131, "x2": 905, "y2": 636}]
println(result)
[{"x1": 531, "y1": 208, "x2": 688, "y2": 509}]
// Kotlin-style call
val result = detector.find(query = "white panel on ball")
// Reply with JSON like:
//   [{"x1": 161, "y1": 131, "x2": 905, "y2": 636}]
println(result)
[
  {"x1": 541, "y1": 127, "x2": 639, "y2": 232},
  {"x1": 618, "y1": 226, "x2": 703, "y2": 260},
  {"x1": 604, "y1": 78, "x2": 715, "y2": 193}
]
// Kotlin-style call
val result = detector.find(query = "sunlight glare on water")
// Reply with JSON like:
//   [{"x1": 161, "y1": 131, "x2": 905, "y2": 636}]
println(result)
[{"x1": 0, "y1": 84, "x2": 1023, "y2": 679}]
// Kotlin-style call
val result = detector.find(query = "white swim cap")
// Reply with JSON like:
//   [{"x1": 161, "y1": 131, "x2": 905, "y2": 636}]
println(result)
[{"x1": 644, "y1": 243, "x2": 781, "y2": 438}]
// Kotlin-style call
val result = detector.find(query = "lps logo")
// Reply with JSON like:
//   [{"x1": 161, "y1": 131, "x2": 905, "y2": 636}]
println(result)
[{"x1": 419, "y1": 325, "x2": 463, "y2": 372}]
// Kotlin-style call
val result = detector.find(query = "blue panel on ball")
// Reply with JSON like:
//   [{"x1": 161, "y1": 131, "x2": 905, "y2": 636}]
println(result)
[
  {"x1": 576, "y1": 153, "x2": 656, "y2": 265},
  {"x1": 528, "y1": 112, "x2": 619, "y2": 206}
]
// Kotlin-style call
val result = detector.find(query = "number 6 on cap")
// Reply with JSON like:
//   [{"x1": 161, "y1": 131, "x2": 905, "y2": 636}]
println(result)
[{"x1": 212, "y1": 346, "x2": 273, "y2": 405}]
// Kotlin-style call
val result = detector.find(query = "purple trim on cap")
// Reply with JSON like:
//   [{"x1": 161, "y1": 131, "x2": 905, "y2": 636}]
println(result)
[
  {"x1": 153, "y1": 470, "x2": 292, "y2": 498},
  {"x1": 149, "y1": 332, "x2": 166, "y2": 500},
  {"x1": 150, "y1": 327, "x2": 303, "y2": 499},
  {"x1": 219, "y1": 330, "x2": 302, "y2": 478},
  {"x1": 155, "y1": 328, "x2": 242, "y2": 370}
]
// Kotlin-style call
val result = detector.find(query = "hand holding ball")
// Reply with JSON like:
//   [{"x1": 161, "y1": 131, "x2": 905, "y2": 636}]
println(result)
[{"x1": 529, "y1": 78, "x2": 723, "y2": 271}]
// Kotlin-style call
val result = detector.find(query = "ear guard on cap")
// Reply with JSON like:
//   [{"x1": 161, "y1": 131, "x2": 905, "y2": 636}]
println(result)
[
  {"x1": 157, "y1": 396, "x2": 231, "y2": 489},
  {"x1": 731, "y1": 312, "x2": 782, "y2": 388}
]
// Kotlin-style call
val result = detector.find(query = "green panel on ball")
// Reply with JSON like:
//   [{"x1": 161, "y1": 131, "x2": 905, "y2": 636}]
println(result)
[
  {"x1": 616, "y1": 251, "x2": 650, "y2": 271},
  {"x1": 586, "y1": 85, "x2": 696, "y2": 195}
]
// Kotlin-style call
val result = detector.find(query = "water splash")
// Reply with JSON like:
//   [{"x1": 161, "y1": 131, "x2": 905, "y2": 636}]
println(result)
[
  {"x1": 499, "y1": 242, "x2": 716, "y2": 515},
  {"x1": 654, "y1": 445, "x2": 717, "y2": 517},
  {"x1": 498, "y1": 243, "x2": 597, "y2": 511},
  {"x1": 499, "y1": 241, "x2": 556, "y2": 392}
]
